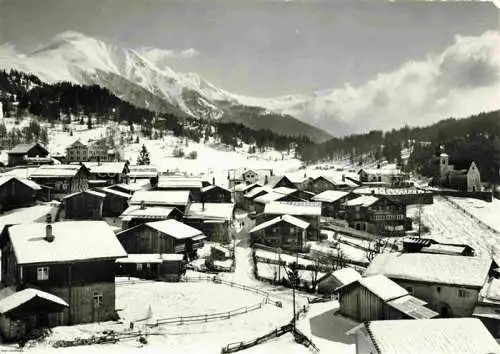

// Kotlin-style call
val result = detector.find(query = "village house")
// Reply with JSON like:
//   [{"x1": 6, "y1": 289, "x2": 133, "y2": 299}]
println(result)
[
  {"x1": 115, "y1": 253, "x2": 185, "y2": 281},
  {"x1": 317, "y1": 267, "x2": 362, "y2": 295},
  {"x1": 1, "y1": 221, "x2": 127, "y2": 331},
  {"x1": 252, "y1": 187, "x2": 306, "y2": 214},
  {"x1": 65, "y1": 140, "x2": 89, "y2": 162},
  {"x1": 98, "y1": 187, "x2": 131, "y2": 217},
  {"x1": 0, "y1": 203, "x2": 59, "y2": 240},
  {"x1": 200, "y1": 185, "x2": 232, "y2": 203},
  {"x1": 473, "y1": 278, "x2": 500, "y2": 338},
  {"x1": 286, "y1": 174, "x2": 313, "y2": 191},
  {"x1": 261, "y1": 201, "x2": 322, "y2": 241},
  {"x1": 342, "y1": 195, "x2": 408, "y2": 235},
  {"x1": 336, "y1": 274, "x2": 438, "y2": 322},
  {"x1": 61, "y1": 190, "x2": 105, "y2": 220},
  {"x1": 7, "y1": 143, "x2": 50, "y2": 167},
  {"x1": 116, "y1": 219, "x2": 206, "y2": 261},
  {"x1": 155, "y1": 176, "x2": 202, "y2": 201},
  {"x1": 108, "y1": 180, "x2": 151, "y2": 195},
  {"x1": 358, "y1": 166, "x2": 407, "y2": 186},
  {"x1": 82, "y1": 161, "x2": 129, "y2": 187},
  {"x1": 311, "y1": 190, "x2": 353, "y2": 218},
  {"x1": 259, "y1": 175, "x2": 297, "y2": 190},
  {"x1": 402, "y1": 236, "x2": 475, "y2": 256},
  {"x1": 127, "y1": 165, "x2": 159, "y2": 181},
  {"x1": 364, "y1": 253, "x2": 493, "y2": 317},
  {"x1": 87, "y1": 139, "x2": 112, "y2": 162},
  {"x1": 0, "y1": 176, "x2": 41, "y2": 212},
  {"x1": 437, "y1": 153, "x2": 482, "y2": 192},
  {"x1": 29, "y1": 164, "x2": 90, "y2": 199},
  {"x1": 306, "y1": 175, "x2": 351, "y2": 194},
  {"x1": 129, "y1": 190, "x2": 192, "y2": 213},
  {"x1": 227, "y1": 168, "x2": 273, "y2": 188},
  {"x1": 249, "y1": 214, "x2": 310, "y2": 251},
  {"x1": 348, "y1": 318, "x2": 500, "y2": 354},
  {"x1": 184, "y1": 203, "x2": 235, "y2": 243},
  {"x1": 119, "y1": 204, "x2": 183, "y2": 229},
  {"x1": 233, "y1": 182, "x2": 259, "y2": 209},
  {"x1": 243, "y1": 186, "x2": 272, "y2": 212}
]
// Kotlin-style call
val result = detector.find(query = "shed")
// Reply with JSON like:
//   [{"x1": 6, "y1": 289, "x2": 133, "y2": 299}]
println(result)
[
  {"x1": 184, "y1": 203, "x2": 235, "y2": 243},
  {"x1": 317, "y1": 267, "x2": 362, "y2": 295},
  {"x1": 115, "y1": 253, "x2": 185, "y2": 281},
  {"x1": 99, "y1": 187, "x2": 131, "y2": 217},
  {"x1": 8, "y1": 143, "x2": 49, "y2": 167},
  {"x1": 200, "y1": 185, "x2": 232, "y2": 203},
  {"x1": 0, "y1": 176, "x2": 41, "y2": 211},
  {"x1": 62, "y1": 189, "x2": 105, "y2": 220}
]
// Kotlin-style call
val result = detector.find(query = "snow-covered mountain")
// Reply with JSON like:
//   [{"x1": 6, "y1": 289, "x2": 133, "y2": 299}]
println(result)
[
  {"x1": 1, "y1": 30, "x2": 498, "y2": 138},
  {"x1": 0, "y1": 31, "x2": 331, "y2": 141}
]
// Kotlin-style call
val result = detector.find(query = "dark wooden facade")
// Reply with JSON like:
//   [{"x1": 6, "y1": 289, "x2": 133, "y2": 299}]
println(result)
[
  {"x1": 306, "y1": 176, "x2": 350, "y2": 194},
  {"x1": 250, "y1": 219, "x2": 308, "y2": 251},
  {"x1": 30, "y1": 168, "x2": 89, "y2": 197},
  {"x1": 8, "y1": 143, "x2": 49, "y2": 167},
  {"x1": 63, "y1": 191, "x2": 104, "y2": 220},
  {"x1": 0, "y1": 178, "x2": 38, "y2": 212},
  {"x1": 115, "y1": 258, "x2": 185, "y2": 281},
  {"x1": 201, "y1": 185, "x2": 232, "y2": 203},
  {"x1": 99, "y1": 189, "x2": 130, "y2": 217}
]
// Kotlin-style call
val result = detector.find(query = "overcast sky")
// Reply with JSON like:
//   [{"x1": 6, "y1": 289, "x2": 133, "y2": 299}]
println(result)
[{"x1": 0, "y1": 0, "x2": 498, "y2": 97}]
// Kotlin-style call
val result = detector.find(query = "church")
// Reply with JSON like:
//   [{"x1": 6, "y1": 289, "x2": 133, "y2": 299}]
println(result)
[{"x1": 438, "y1": 153, "x2": 482, "y2": 192}]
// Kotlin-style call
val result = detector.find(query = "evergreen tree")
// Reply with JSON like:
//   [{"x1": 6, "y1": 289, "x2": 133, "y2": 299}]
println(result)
[
  {"x1": 136, "y1": 144, "x2": 150, "y2": 165},
  {"x1": 87, "y1": 116, "x2": 92, "y2": 130}
]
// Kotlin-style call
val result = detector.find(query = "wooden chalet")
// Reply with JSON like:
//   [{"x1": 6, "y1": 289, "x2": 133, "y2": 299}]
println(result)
[
  {"x1": 317, "y1": 267, "x2": 362, "y2": 295},
  {"x1": 184, "y1": 203, "x2": 235, "y2": 243},
  {"x1": 29, "y1": 164, "x2": 89, "y2": 199},
  {"x1": 249, "y1": 214, "x2": 310, "y2": 251},
  {"x1": 252, "y1": 187, "x2": 306, "y2": 214},
  {"x1": 311, "y1": 190, "x2": 353, "y2": 218},
  {"x1": 342, "y1": 195, "x2": 408, "y2": 236},
  {"x1": 261, "y1": 201, "x2": 322, "y2": 241},
  {"x1": 259, "y1": 175, "x2": 297, "y2": 190},
  {"x1": 349, "y1": 318, "x2": 500, "y2": 354},
  {"x1": 200, "y1": 185, "x2": 232, "y2": 203},
  {"x1": 7, "y1": 143, "x2": 49, "y2": 167},
  {"x1": 358, "y1": 166, "x2": 407, "y2": 186},
  {"x1": 115, "y1": 253, "x2": 185, "y2": 281},
  {"x1": 1, "y1": 221, "x2": 127, "y2": 328},
  {"x1": 336, "y1": 274, "x2": 438, "y2": 322},
  {"x1": 306, "y1": 175, "x2": 351, "y2": 194},
  {"x1": 129, "y1": 190, "x2": 192, "y2": 213},
  {"x1": 155, "y1": 176, "x2": 202, "y2": 201},
  {"x1": 243, "y1": 186, "x2": 272, "y2": 212},
  {"x1": 402, "y1": 237, "x2": 474, "y2": 256},
  {"x1": 98, "y1": 187, "x2": 131, "y2": 217},
  {"x1": 117, "y1": 219, "x2": 206, "y2": 261},
  {"x1": 227, "y1": 168, "x2": 272, "y2": 188},
  {"x1": 0, "y1": 176, "x2": 41, "y2": 212},
  {"x1": 82, "y1": 161, "x2": 129, "y2": 187},
  {"x1": 233, "y1": 182, "x2": 261, "y2": 209},
  {"x1": 365, "y1": 253, "x2": 493, "y2": 317},
  {"x1": 62, "y1": 189, "x2": 105, "y2": 220},
  {"x1": 119, "y1": 204, "x2": 183, "y2": 229}
]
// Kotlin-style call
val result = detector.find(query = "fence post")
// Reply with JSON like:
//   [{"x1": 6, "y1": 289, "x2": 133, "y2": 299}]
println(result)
[
  {"x1": 180, "y1": 316, "x2": 183, "y2": 325},
  {"x1": 205, "y1": 314, "x2": 208, "y2": 322}
]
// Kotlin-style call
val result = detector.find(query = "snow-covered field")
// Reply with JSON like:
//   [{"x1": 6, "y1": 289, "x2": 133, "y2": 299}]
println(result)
[
  {"x1": 448, "y1": 197, "x2": 500, "y2": 233},
  {"x1": 408, "y1": 196, "x2": 500, "y2": 258}
]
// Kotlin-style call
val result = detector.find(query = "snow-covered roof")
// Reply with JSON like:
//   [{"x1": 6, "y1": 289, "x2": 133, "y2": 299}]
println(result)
[
  {"x1": 472, "y1": 305, "x2": 500, "y2": 320},
  {"x1": 200, "y1": 185, "x2": 231, "y2": 193},
  {"x1": 311, "y1": 190, "x2": 350, "y2": 203},
  {"x1": 62, "y1": 189, "x2": 106, "y2": 200},
  {"x1": 100, "y1": 187, "x2": 131, "y2": 199},
  {"x1": 30, "y1": 164, "x2": 83, "y2": 178},
  {"x1": 345, "y1": 195, "x2": 379, "y2": 207},
  {"x1": 359, "y1": 168, "x2": 403, "y2": 176},
  {"x1": 479, "y1": 278, "x2": 500, "y2": 304},
  {"x1": 9, "y1": 143, "x2": 47, "y2": 154},
  {"x1": 313, "y1": 175, "x2": 348, "y2": 186},
  {"x1": 234, "y1": 182, "x2": 259, "y2": 192},
  {"x1": 365, "y1": 253, "x2": 492, "y2": 288},
  {"x1": 120, "y1": 205, "x2": 179, "y2": 220},
  {"x1": 264, "y1": 201, "x2": 322, "y2": 216},
  {"x1": 130, "y1": 190, "x2": 191, "y2": 206},
  {"x1": 185, "y1": 203, "x2": 235, "y2": 221},
  {"x1": 115, "y1": 253, "x2": 183, "y2": 264},
  {"x1": 9, "y1": 221, "x2": 127, "y2": 265},
  {"x1": 244, "y1": 186, "x2": 271, "y2": 199},
  {"x1": 420, "y1": 243, "x2": 467, "y2": 256},
  {"x1": 157, "y1": 176, "x2": 202, "y2": 189},
  {"x1": 83, "y1": 162, "x2": 127, "y2": 174},
  {"x1": 250, "y1": 214, "x2": 310, "y2": 233},
  {"x1": 253, "y1": 188, "x2": 297, "y2": 204},
  {"x1": 0, "y1": 288, "x2": 68, "y2": 314},
  {"x1": 0, "y1": 176, "x2": 41, "y2": 190},
  {"x1": 331, "y1": 267, "x2": 362, "y2": 286},
  {"x1": 0, "y1": 203, "x2": 58, "y2": 231},
  {"x1": 113, "y1": 181, "x2": 150, "y2": 192},
  {"x1": 358, "y1": 318, "x2": 500, "y2": 354},
  {"x1": 359, "y1": 274, "x2": 409, "y2": 301},
  {"x1": 146, "y1": 219, "x2": 204, "y2": 240}
]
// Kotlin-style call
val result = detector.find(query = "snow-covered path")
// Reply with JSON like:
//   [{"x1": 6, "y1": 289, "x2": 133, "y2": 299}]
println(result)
[{"x1": 409, "y1": 196, "x2": 500, "y2": 257}]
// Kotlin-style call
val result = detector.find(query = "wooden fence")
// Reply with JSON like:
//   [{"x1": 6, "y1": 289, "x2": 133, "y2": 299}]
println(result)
[
  {"x1": 148, "y1": 302, "x2": 265, "y2": 327},
  {"x1": 221, "y1": 323, "x2": 293, "y2": 353},
  {"x1": 443, "y1": 196, "x2": 499, "y2": 235}
]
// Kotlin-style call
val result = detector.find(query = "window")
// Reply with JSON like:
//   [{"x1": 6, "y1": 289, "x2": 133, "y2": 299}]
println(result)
[
  {"x1": 37, "y1": 267, "x2": 49, "y2": 281},
  {"x1": 406, "y1": 286, "x2": 414, "y2": 295},
  {"x1": 93, "y1": 292, "x2": 103, "y2": 307},
  {"x1": 458, "y1": 289, "x2": 469, "y2": 298},
  {"x1": 436, "y1": 286, "x2": 441, "y2": 294},
  {"x1": 136, "y1": 263, "x2": 143, "y2": 271}
]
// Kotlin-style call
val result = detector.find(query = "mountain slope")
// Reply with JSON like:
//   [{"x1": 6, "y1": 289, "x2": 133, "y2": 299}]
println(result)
[{"x1": 0, "y1": 31, "x2": 331, "y2": 141}]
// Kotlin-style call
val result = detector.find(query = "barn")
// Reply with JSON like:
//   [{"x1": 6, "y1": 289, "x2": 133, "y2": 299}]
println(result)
[{"x1": 62, "y1": 190, "x2": 105, "y2": 220}]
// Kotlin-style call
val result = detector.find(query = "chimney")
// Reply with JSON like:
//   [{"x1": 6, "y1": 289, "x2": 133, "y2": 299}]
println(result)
[
  {"x1": 377, "y1": 164, "x2": 381, "y2": 169},
  {"x1": 45, "y1": 224, "x2": 54, "y2": 243},
  {"x1": 265, "y1": 175, "x2": 269, "y2": 185},
  {"x1": 342, "y1": 174, "x2": 345, "y2": 182},
  {"x1": 270, "y1": 169, "x2": 274, "y2": 176},
  {"x1": 45, "y1": 213, "x2": 52, "y2": 224},
  {"x1": 140, "y1": 200, "x2": 145, "y2": 210},
  {"x1": 202, "y1": 201, "x2": 205, "y2": 211},
  {"x1": 212, "y1": 177, "x2": 215, "y2": 185}
]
